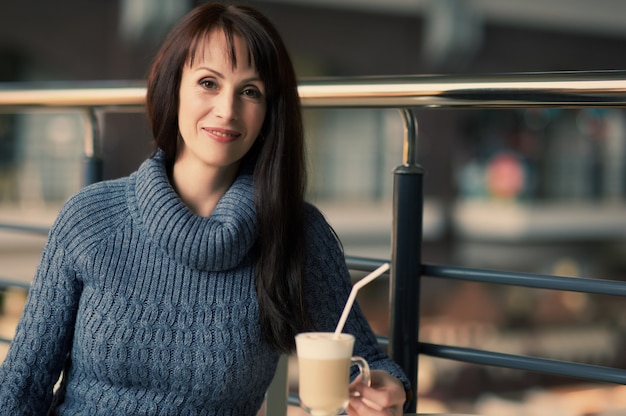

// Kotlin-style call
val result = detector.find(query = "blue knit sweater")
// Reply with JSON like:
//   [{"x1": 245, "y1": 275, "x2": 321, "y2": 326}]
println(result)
[{"x1": 0, "y1": 153, "x2": 408, "y2": 415}]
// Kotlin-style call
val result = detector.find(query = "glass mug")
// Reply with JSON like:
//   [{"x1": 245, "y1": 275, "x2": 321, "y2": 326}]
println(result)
[{"x1": 295, "y1": 332, "x2": 370, "y2": 416}]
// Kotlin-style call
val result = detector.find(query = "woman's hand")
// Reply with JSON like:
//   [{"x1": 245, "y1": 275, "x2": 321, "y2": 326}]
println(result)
[{"x1": 346, "y1": 370, "x2": 407, "y2": 415}]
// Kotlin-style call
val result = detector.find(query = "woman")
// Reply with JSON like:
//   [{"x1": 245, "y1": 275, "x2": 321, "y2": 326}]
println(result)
[{"x1": 0, "y1": 3, "x2": 409, "y2": 415}]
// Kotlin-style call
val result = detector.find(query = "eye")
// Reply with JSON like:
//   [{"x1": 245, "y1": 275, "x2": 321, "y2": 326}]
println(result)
[
  {"x1": 242, "y1": 86, "x2": 264, "y2": 100},
  {"x1": 199, "y1": 78, "x2": 217, "y2": 89}
]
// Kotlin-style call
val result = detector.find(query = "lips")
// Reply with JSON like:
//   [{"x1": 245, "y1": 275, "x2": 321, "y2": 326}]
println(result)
[{"x1": 203, "y1": 127, "x2": 241, "y2": 143}]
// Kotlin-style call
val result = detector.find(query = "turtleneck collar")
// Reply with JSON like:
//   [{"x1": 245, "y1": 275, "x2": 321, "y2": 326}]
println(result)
[{"x1": 128, "y1": 151, "x2": 257, "y2": 271}]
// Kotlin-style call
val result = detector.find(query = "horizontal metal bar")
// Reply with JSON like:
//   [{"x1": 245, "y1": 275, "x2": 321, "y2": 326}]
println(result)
[
  {"x1": 1, "y1": 71, "x2": 626, "y2": 109},
  {"x1": 345, "y1": 256, "x2": 389, "y2": 272},
  {"x1": 0, "y1": 80, "x2": 146, "y2": 107},
  {"x1": 0, "y1": 336, "x2": 12, "y2": 345},
  {"x1": 422, "y1": 264, "x2": 626, "y2": 297},
  {"x1": 347, "y1": 257, "x2": 626, "y2": 298},
  {"x1": 420, "y1": 342, "x2": 626, "y2": 385},
  {"x1": 377, "y1": 336, "x2": 389, "y2": 349},
  {"x1": 0, "y1": 278, "x2": 31, "y2": 291},
  {"x1": 287, "y1": 395, "x2": 299, "y2": 407},
  {"x1": 299, "y1": 71, "x2": 626, "y2": 108},
  {"x1": 0, "y1": 223, "x2": 50, "y2": 236}
]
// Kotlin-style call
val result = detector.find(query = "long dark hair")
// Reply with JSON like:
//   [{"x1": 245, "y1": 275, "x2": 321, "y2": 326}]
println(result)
[{"x1": 145, "y1": 2, "x2": 312, "y2": 352}]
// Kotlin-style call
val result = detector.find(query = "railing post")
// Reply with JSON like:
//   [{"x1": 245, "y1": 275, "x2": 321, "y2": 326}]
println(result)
[
  {"x1": 390, "y1": 108, "x2": 423, "y2": 412},
  {"x1": 82, "y1": 107, "x2": 104, "y2": 185}
]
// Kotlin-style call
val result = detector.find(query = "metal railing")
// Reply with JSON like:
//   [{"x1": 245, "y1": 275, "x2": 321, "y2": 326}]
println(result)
[{"x1": 2, "y1": 70, "x2": 626, "y2": 413}]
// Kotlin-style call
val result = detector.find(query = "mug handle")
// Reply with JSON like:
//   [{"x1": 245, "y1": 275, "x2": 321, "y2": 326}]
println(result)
[{"x1": 350, "y1": 356, "x2": 371, "y2": 388}]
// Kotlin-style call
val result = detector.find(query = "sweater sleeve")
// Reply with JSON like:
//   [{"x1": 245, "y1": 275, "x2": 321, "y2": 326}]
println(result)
[
  {"x1": 303, "y1": 204, "x2": 411, "y2": 392},
  {"x1": 0, "y1": 231, "x2": 82, "y2": 414}
]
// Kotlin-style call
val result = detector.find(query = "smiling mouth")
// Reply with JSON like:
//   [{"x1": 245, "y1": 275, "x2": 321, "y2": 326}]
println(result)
[{"x1": 205, "y1": 128, "x2": 241, "y2": 142}]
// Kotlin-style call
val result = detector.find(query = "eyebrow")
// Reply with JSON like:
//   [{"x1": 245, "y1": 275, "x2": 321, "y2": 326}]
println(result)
[{"x1": 194, "y1": 66, "x2": 263, "y2": 85}]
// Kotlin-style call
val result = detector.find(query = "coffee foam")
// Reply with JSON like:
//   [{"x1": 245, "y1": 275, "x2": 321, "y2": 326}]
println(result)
[{"x1": 295, "y1": 332, "x2": 354, "y2": 359}]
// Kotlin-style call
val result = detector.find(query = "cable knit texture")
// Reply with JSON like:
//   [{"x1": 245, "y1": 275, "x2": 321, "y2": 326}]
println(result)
[{"x1": 0, "y1": 152, "x2": 409, "y2": 415}]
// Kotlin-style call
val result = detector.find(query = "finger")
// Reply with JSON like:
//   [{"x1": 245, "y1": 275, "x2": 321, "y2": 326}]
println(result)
[
  {"x1": 349, "y1": 375, "x2": 369, "y2": 399},
  {"x1": 358, "y1": 378, "x2": 406, "y2": 409},
  {"x1": 361, "y1": 396, "x2": 384, "y2": 411},
  {"x1": 347, "y1": 397, "x2": 379, "y2": 416},
  {"x1": 349, "y1": 388, "x2": 385, "y2": 412},
  {"x1": 348, "y1": 398, "x2": 401, "y2": 416},
  {"x1": 355, "y1": 384, "x2": 393, "y2": 408},
  {"x1": 350, "y1": 381, "x2": 390, "y2": 410}
]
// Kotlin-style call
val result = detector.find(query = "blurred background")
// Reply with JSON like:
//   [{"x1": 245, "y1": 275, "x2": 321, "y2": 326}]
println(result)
[{"x1": 1, "y1": 0, "x2": 626, "y2": 414}]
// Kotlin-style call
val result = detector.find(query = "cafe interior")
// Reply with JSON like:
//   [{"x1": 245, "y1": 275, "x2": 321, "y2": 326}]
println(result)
[{"x1": 1, "y1": 1, "x2": 626, "y2": 414}]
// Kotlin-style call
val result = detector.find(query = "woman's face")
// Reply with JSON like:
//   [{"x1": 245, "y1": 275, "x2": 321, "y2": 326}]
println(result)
[{"x1": 177, "y1": 29, "x2": 266, "y2": 176}]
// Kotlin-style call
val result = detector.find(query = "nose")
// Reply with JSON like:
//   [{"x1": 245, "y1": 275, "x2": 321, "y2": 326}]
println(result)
[{"x1": 214, "y1": 91, "x2": 238, "y2": 121}]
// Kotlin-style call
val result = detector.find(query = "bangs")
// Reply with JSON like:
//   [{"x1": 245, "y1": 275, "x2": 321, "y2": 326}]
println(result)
[{"x1": 187, "y1": 25, "x2": 255, "y2": 70}]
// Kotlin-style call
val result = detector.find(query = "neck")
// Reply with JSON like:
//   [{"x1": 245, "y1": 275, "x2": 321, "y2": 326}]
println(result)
[{"x1": 171, "y1": 159, "x2": 239, "y2": 217}]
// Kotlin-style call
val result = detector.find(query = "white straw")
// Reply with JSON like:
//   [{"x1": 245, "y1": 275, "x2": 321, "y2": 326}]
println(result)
[{"x1": 334, "y1": 263, "x2": 390, "y2": 337}]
